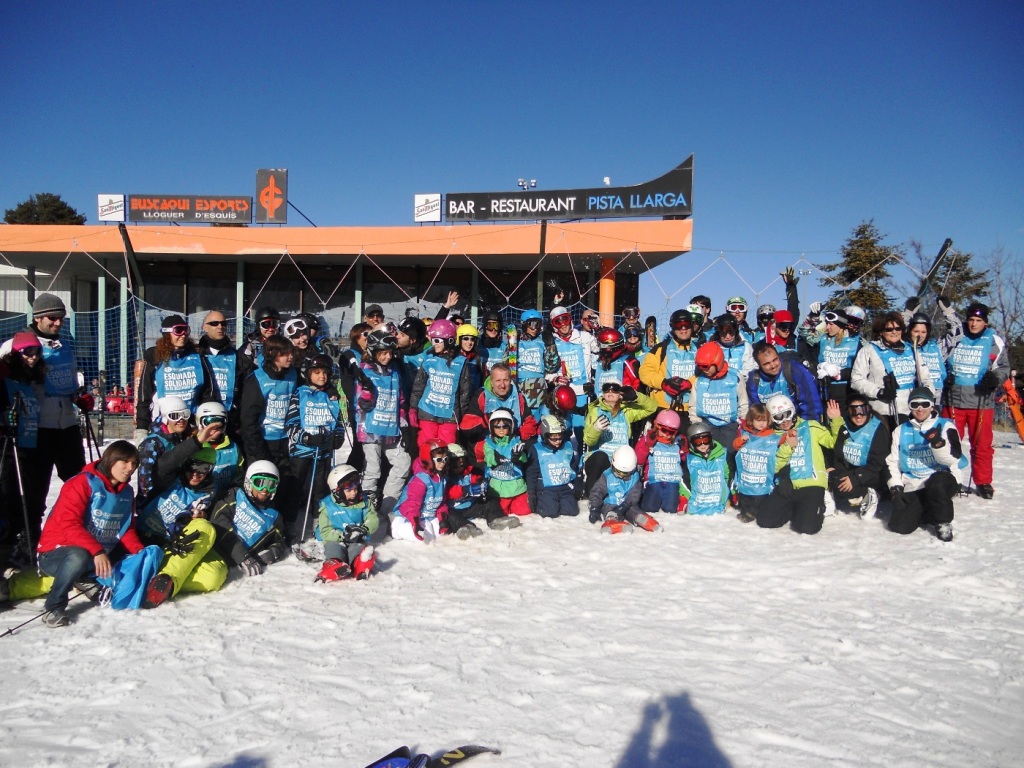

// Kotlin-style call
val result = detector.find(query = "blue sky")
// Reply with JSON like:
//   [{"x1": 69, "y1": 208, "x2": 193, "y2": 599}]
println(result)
[{"x1": 2, "y1": 1, "x2": 1021, "y2": 317}]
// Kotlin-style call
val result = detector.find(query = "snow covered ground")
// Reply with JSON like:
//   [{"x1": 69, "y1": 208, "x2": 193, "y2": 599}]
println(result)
[{"x1": 2, "y1": 437, "x2": 1023, "y2": 768}]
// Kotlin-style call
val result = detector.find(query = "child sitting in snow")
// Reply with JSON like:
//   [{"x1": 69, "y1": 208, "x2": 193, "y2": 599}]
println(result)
[
  {"x1": 210, "y1": 460, "x2": 289, "y2": 578},
  {"x1": 313, "y1": 464, "x2": 377, "y2": 581},
  {"x1": 588, "y1": 445, "x2": 662, "y2": 534},
  {"x1": 525, "y1": 414, "x2": 580, "y2": 518},
  {"x1": 732, "y1": 403, "x2": 780, "y2": 523},
  {"x1": 444, "y1": 444, "x2": 519, "y2": 537},
  {"x1": 393, "y1": 439, "x2": 451, "y2": 542},
  {"x1": 679, "y1": 422, "x2": 731, "y2": 516},
  {"x1": 634, "y1": 409, "x2": 686, "y2": 514},
  {"x1": 483, "y1": 408, "x2": 531, "y2": 518}
]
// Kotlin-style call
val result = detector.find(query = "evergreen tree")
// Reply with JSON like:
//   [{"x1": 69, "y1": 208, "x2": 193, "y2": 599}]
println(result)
[
  {"x1": 816, "y1": 221, "x2": 900, "y2": 312},
  {"x1": 902, "y1": 240, "x2": 990, "y2": 310},
  {"x1": 4, "y1": 193, "x2": 86, "y2": 224}
]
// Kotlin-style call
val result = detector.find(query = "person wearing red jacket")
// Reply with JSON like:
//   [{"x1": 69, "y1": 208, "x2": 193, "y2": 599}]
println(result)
[{"x1": 35, "y1": 440, "x2": 144, "y2": 627}]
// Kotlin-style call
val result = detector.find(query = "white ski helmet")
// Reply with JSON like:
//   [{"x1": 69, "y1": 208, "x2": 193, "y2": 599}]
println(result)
[
  {"x1": 765, "y1": 394, "x2": 797, "y2": 425},
  {"x1": 844, "y1": 305, "x2": 866, "y2": 324},
  {"x1": 610, "y1": 445, "x2": 638, "y2": 475},
  {"x1": 488, "y1": 408, "x2": 515, "y2": 430},
  {"x1": 327, "y1": 463, "x2": 359, "y2": 490},
  {"x1": 447, "y1": 443, "x2": 467, "y2": 459},
  {"x1": 244, "y1": 460, "x2": 280, "y2": 500},
  {"x1": 158, "y1": 396, "x2": 189, "y2": 422},
  {"x1": 194, "y1": 400, "x2": 227, "y2": 427}
]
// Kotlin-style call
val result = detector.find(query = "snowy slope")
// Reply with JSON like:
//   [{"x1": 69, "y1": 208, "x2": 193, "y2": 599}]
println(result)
[{"x1": 2, "y1": 443, "x2": 1023, "y2": 768}]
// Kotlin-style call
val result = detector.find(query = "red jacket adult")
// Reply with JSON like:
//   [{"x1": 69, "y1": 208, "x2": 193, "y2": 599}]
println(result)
[{"x1": 37, "y1": 462, "x2": 145, "y2": 557}]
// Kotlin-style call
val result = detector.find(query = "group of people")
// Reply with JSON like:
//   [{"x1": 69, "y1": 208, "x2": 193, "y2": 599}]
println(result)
[{"x1": 0, "y1": 276, "x2": 1010, "y2": 628}]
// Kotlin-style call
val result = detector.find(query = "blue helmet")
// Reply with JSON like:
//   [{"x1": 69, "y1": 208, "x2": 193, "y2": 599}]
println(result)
[{"x1": 521, "y1": 309, "x2": 542, "y2": 324}]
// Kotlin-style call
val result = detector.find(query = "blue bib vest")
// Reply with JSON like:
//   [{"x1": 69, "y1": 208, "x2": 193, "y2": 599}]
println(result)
[
  {"x1": 292, "y1": 386, "x2": 340, "y2": 458},
  {"x1": 554, "y1": 336, "x2": 587, "y2": 386},
  {"x1": 155, "y1": 352, "x2": 206, "y2": 411},
  {"x1": 205, "y1": 351, "x2": 238, "y2": 410},
  {"x1": 535, "y1": 442, "x2": 577, "y2": 487},
  {"x1": 139, "y1": 482, "x2": 213, "y2": 540},
  {"x1": 231, "y1": 487, "x2": 281, "y2": 548},
  {"x1": 516, "y1": 337, "x2": 546, "y2": 380},
  {"x1": 648, "y1": 441, "x2": 683, "y2": 483},
  {"x1": 482, "y1": 387, "x2": 524, "y2": 427},
  {"x1": 914, "y1": 340, "x2": 944, "y2": 389},
  {"x1": 949, "y1": 329, "x2": 996, "y2": 386},
  {"x1": 419, "y1": 355, "x2": 467, "y2": 419},
  {"x1": 841, "y1": 418, "x2": 881, "y2": 467},
  {"x1": 897, "y1": 418, "x2": 966, "y2": 480},
  {"x1": 693, "y1": 370, "x2": 741, "y2": 427},
  {"x1": 485, "y1": 436, "x2": 525, "y2": 481},
  {"x1": 255, "y1": 367, "x2": 298, "y2": 441},
  {"x1": 875, "y1": 344, "x2": 917, "y2": 389},
  {"x1": 819, "y1": 335, "x2": 860, "y2": 379},
  {"x1": 396, "y1": 471, "x2": 445, "y2": 521},
  {"x1": 4, "y1": 379, "x2": 40, "y2": 448},
  {"x1": 84, "y1": 473, "x2": 135, "y2": 552},
  {"x1": 602, "y1": 468, "x2": 638, "y2": 507},
  {"x1": 209, "y1": 439, "x2": 241, "y2": 494},
  {"x1": 359, "y1": 365, "x2": 402, "y2": 437},
  {"x1": 735, "y1": 433, "x2": 777, "y2": 496},
  {"x1": 595, "y1": 358, "x2": 626, "y2": 392},
  {"x1": 786, "y1": 420, "x2": 816, "y2": 481},
  {"x1": 592, "y1": 409, "x2": 631, "y2": 457},
  {"x1": 685, "y1": 450, "x2": 729, "y2": 515},
  {"x1": 41, "y1": 336, "x2": 77, "y2": 397},
  {"x1": 316, "y1": 494, "x2": 368, "y2": 539}
]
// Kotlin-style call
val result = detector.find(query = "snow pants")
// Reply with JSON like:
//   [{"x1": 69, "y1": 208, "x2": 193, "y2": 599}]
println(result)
[
  {"x1": 757, "y1": 480, "x2": 825, "y2": 535},
  {"x1": 498, "y1": 493, "x2": 531, "y2": 516},
  {"x1": 535, "y1": 485, "x2": 579, "y2": 518},
  {"x1": 0, "y1": 444, "x2": 47, "y2": 551},
  {"x1": 888, "y1": 472, "x2": 958, "y2": 535},
  {"x1": 289, "y1": 452, "x2": 331, "y2": 543},
  {"x1": 949, "y1": 407, "x2": 993, "y2": 485},
  {"x1": 159, "y1": 519, "x2": 228, "y2": 597},
  {"x1": 363, "y1": 439, "x2": 411, "y2": 516},
  {"x1": 640, "y1": 481, "x2": 680, "y2": 514}
]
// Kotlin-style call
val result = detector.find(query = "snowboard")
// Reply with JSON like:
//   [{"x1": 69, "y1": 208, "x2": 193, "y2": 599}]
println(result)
[{"x1": 364, "y1": 744, "x2": 501, "y2": 768}]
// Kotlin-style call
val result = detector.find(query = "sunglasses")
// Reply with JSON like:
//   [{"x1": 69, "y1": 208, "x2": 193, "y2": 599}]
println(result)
[
  {"x1": 672, "y1": 320, "x2": 693, "y2": 330},
  {"x1": 909, "y1": 400, "x2": 934, "y2": 410},
  {"x1": 163, "y1": 325, "x2": 190, "y2": 336},
  {"x1": 771, "y1": 410, "x2": 795, "y2": 424},
  {"x1": 205, "y1": 320, "x2": 227, "y2": 327},
  {"x1": 727, "y1": 303, "x2": 747, "y2": 313},
  {"x1": 367, "y1": 312, "x2": 384, "y2": 320},
  {"x1": 775, "y1": 322, "x2": 794, "y2": 332},
  {"x1": 259, "y1": 319, "x2": 279, "y2": 330},
  {"x1": 431, "y1": 452, "x2": 450, "y2": 463},
  {"x1": 847, "y1": 404, "x2": 871, "y2": 416},
  {"x1": 883, "y1": 325, "x2": 903, "y2": 332},
  {"x1": 250, "y1": 475, "x2": 279, "y2": 492},
  {"x1": 691, "y1": 434, "x2": 712, "y2": 446},
  {"x1": 43, "y1": 315, "x2": 65, "y2": 322},
  {"x1": 492, "y1": 421, "x2": 512, "y2": 430},
  {"x1": 19, "y1": 346, "x2": 42, "y2": 357},
  {"x1": 165, "y1": 409, "x2": 191, "y2": 422},
  {"x1": 461, "y1": 336, "x2": 476, "y2": 343}
]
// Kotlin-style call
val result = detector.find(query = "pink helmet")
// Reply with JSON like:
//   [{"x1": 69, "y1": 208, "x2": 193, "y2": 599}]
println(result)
[
  {"x1": 654, "y1": 409, "x2": 681, "y2": 431},
  {"x1": 427, "y1": 319, "x2": 457, "y2": 343}
]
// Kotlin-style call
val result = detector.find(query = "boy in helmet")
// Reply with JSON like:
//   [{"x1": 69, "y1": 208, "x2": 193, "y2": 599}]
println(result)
[
  {"x1": 483, "y1": 408, "x2": 531, "y2": 517},
  {"x1": 410, "y1": 318, "x2": 474, "y2": 451},
  {"x1": 588, "y1": 445, "x2": 661, "y2": 533},
  {"x1": 479, "y1": 310, "x2": 508, "y2": 363},
  {"x1": 594, "y1": 327, "x2": 641, "y2": 393},
  {"x1": 515, "y1": 309, "x2": 560, "y2": 409},
  {"x1": 525, "y1": 414, "x2": 580, "y2": 518},
  {"x1": 211, "y1": 461, "x2": 289, "y2": 576},
  {"x1": 725, "y1": 297, "x2": 757, "y2": 344},
  {"x1": 639, "y1": 307, "x2": 701, "y2": 418},
  {"x1": 690, "y1": 340, "x2": 748, "y2": 455},
  {"x1": 195, "y1": 401, "x2": 244, "y2": 494},
  {"x1": 445, "y1": 443, "x2": 517, "y2": 535},
  {"x1": 313, "y1": 464, "x2": 378, "y2": 580},
  {"x1": 393, "y1": 439, "x2": 451, "y2": 542},
  {"x1": 679, "y1": 422, "x2": 731, "y2": 516},
  {"x1": 286, "y1": 353, "x2": 346, "y2": 544},
  {"x1": 634, "y1": 409, "x2": 686, "y2": 515}
]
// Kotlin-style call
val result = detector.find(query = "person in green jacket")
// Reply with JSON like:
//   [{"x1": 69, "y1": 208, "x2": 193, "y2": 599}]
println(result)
[
  {"x1": 755, "y1": 393, "x2": 842, "y2": 534},
  {"x1": 582, "y1": 382, "x2": 657, "y2": 497}
]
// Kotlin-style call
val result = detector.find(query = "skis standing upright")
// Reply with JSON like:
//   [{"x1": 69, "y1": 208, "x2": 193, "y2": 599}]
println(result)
[{"x1": 505, "y1": 323, "x2": 518, "y2": 379}]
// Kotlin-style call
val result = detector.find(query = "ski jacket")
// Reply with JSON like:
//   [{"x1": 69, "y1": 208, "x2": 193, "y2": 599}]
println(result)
[
  {"x1": 746, "y1": 352, "x2": 822, "y2": 421},
  {"x1": 395, "y1": 459, "x2": 448, "y2": 529},
  {"x1": 886, "y1": 414, "x2": 965, "y2": 493},
  {"x1": 833, "y1": 415, "x2": 890, "y2": 489},
  {"x1": 2, "y1": 374, "x2": 44, "y2": 448},
  {"x1": 239, "y1": 362, "x2": 298, "y2": 463},
  {"x1": 639, "y1": 336, "x2": 702, "y2": 410},
  {"x1": 680, "y1": 440, "x2": 730, "y2": 515},
  {"x1": 851, "y1": 340, "x2": 918, "y2": 419},
  {"x1": 551, "y1": 327, "x2": 597, "y2": 397},
  {"x1": 588, "y1": 467, "x2": 641, "y2": 519},
  {"x1": 37, "y1": 461, "x2": 144, "y2": 557},
  {"x1": 136, "y1": 344, "x2": 216, "y2": 432},
  {"x1": 583, "y1": 392, "x2": 657, "y2": 456},
  {"x1": 317, "y1": 494, "x2": 379, "y2": 543},
  {"x1": 30, "y1": 327, "x2": 80, "y2": 430},
  {"x1": 483, "y1": 435, "x2": 528, "y2": 497},
  {"x1": 525, "y1": 439, "x2": 579, "y2": 495},
  {"x1": 410, "y1": 353, "x2": 474, "y2": 424},
  {"x1": 286, "y1": 384, "x2": 344, "y2": 459},
  {"x1": 945, "y1": 327, "x2": 1009, "y2": 410},
  {"x1": 634, "y1": 431, "x2": 685, "y2": 484},
  {"x1": 459, "y1": 379, "x2": 538, "y2": 449},
  {"x1": 211, "y1": 486, "x2": 285, "y2": 566},
  {"x1": 733, "y1": 425, "x2": 780, "y2": 497},
  {"x1": 136, "y1": 426, "x2": 188, "y2": 507},
  {"x1": 355, "y1": 360, "x2": 407, "y2": 444},
  {"x1": 774, "y1": 417, "x2": 842, "y2": 490}
]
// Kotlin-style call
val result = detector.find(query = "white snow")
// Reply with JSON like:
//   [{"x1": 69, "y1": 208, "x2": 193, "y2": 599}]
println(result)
[{"x1": 3, "y1": 438, "x2": 1024, "y2": 767}]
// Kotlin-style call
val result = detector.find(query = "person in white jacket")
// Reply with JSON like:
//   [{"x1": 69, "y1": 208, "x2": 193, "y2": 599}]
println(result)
[
  {"x1": 851, "y1": 312, "x2": 916, "y2": 429},
  {"x1": 885, "y1": 386, "x2": 965, "y2": 542}
]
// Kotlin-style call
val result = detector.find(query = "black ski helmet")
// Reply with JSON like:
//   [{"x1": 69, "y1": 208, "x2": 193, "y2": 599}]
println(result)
[
  {"x1": 301, "y1": 353, "x2": 335, "y2": 381},
  {"x1": 255, "y1": 306, "x2": 280, "y2": 323}
]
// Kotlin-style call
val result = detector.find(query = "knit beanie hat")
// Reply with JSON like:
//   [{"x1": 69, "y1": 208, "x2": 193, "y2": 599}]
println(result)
[
  {"x1": 32, "y1": 293, "x2": 66, "y2": 319},
  {"x1": 964, "y1": 303, "x2": 989, "y2": 323},
  {"x1": 11, "y1": 331, "x2": 41, "y2": 352}
]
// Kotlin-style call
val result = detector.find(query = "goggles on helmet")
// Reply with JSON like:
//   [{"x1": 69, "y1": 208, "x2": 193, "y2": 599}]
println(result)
[{"x1": 250, "y1": 475, "x2": 279, "y2": 493}]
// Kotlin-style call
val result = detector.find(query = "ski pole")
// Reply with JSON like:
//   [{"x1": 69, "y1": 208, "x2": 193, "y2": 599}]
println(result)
[
  {"x1": 82, "y1": 410, "x2": 100, "y2": 461},
  {"x1": 299, "y1": 444, "x2": 321, "y2": 545},
  {"x1": 8, "y1": 394, "x2": 36, "y2": 560},
  {"x1": 2, "y1": 592, "x2": 87, "y2": 638}
]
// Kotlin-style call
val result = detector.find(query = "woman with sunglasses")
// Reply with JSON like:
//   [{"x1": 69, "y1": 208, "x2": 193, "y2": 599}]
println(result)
[
  {"x1": 239, "y1": 306, "x2": 281, "y2": 369},
  {"x1": 885, "y1": 387, "x2": 966, "y2": 542},
  {"x1": 582, "y1": 381, "x2": 657, "y2": 506},
  {"x1": 756, "y1": 393, "x2": 842, "y2": 534},
  {"x1": 135, "y1": 314, "x2": 215, "y2": 445},
  {"x1": 0, "y1": 331, "x2": 47, "y2": 556},
  {"x1": 851, "y1": 312, "x2": 917, "y2": 430},
  {"x1": 827, "y1": 394, "x2": 891, "y2": 518},
  {"x1": 135, "y1": 447, "x2": 228, "y2": 608}
]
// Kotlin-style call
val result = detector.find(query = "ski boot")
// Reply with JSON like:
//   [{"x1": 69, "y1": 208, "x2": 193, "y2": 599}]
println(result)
[
  {"x1": 632, "y1": 512, "x2": 663, "y2": 533},
  {"x1": 487, "y1": 515, "x2": 521, "y2": 530},
  {"x1": 455, "y1": 522, "x2": 484, "y2": 540},
  {"x1": 600, "y1": 514, "x2": 632, "y2": 535},
  {"x1": 935, "y1": 523, "x2": 953, "y2": 542},
  {"x1": 315, "y1": 558, "x2": 352, "y2": 583},
  {"x1": 353, "y1": 546, "x2": 376, "y2": 580},
  {"x1": 143, "y1": 573, "x2": 174, "y2": 609}
]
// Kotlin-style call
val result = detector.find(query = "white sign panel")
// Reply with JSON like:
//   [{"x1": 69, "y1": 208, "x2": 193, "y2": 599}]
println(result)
[
  {"x1": 414, "y1": 193, "x2": 442, "y2": 223},
  {"x1": 98, "y1": 194, "x2": 126, "y2": 222}
]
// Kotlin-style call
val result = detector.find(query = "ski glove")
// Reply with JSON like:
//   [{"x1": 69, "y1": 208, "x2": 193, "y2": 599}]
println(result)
[
  {"x1": 904, "y1": 297, "x2": 921, "y2": 314},
  {"x1": 510, "y1": 442, "x2": 526, "y2": 457},
  {"x1": 661, "y1": 377, "x2": 689, "y2": 398},
  {"x1": 582, "y1": 381, "x2": 595, "y2": 397},
  {"x1": 301, "y1": 427, "x2": 332, "y2": 448},
  {"x1": 808, "y1": 301, "x2": 822, "y2": 316},
  {"x1": 922, "y1": 427, "x2": 946, "y2": 450},
  {"x1": 620, "y1": 386, "x2": 637, "y2": 402},
  {"x1": 167, "y1": 528, "x2": 202, "y2": 558},
  {"x1": 343, "y1": 524, "x2": 369, "y2": 544},
  {"x1": 876, "y1": 373, "x2": 898, "y2": 403},
  {"x1": 239, "y1": 555, "x2": 266, "y2": 577},
  {"x1": 781, "y1": 266, "x2": 798, "y2": 285},
  {"x1": 74, "y1": 393, "x2": 95, "y2": 412},
  {"x1": 937, "y1": 295, "x2": 954, "y2": 316},
  {"x1": 594, "y1": 414, "x2": 611, "y2": 431},
  {"x1": 890, "y1": 485, "x2": 905, "y2": 498},
  {"x1": 258, "y1": 541, "x2": 289, "y2": 564},
  {"x1": 943, "y1": 372, "x2": 956, "y2": 391},
  {"x1": 980, "y1": 371, "x2": 1001, "y2": 393}
]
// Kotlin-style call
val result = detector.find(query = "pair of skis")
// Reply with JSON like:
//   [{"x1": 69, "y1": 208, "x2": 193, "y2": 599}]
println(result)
[{"x1": 365, "y1": 744, "x2": 500, "y2": 768}]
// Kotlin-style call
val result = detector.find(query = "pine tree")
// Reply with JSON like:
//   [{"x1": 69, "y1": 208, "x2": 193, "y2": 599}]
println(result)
[
  {"x1": 4, "y1": 193, "x2": 86, "y2": 224},
  {"x1": 816, "y1": 221, "x2": 900, "y2": 312},
  {"x1": 903, "y1": 240, "x2": 990, "y2": 310}
]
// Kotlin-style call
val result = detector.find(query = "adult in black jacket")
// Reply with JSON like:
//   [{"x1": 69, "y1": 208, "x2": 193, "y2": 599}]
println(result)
[
  {"x1": 196, "y1": 311, "x2": 252, "y2": 441},
  {"x1": 826, "y1": 394, "x2": 890, "y2": 517}
]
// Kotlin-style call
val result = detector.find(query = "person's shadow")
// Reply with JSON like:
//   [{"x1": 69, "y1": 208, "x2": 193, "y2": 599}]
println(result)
[{"x1": 614, "y1": 692, "x2": 731, "y2": 768}]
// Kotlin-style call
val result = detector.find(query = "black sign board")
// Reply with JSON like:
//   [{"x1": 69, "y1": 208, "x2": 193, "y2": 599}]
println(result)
[
  {"x1": 445, "y1": 155, "x2": 693, "y2": 222},
  {"x1": 255, "y1": 169, "x2": 288, "y2": 224},
  {"x1": 128, "y1": 195, "x2": 253, "y2": 223}
]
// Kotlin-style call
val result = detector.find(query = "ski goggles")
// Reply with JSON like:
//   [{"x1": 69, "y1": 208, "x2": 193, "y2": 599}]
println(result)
[
  {"x1": 847, "y1": 403, "x2": 871, "y2": 416},
  {"x1": 775, "y1": 322, "x2": 794, "y2": 332},
  {"x1": 249, "y1": 475, "x2": 279, "y2": 492},
  {"x1": 283, "y1": 318, "x2": 308, "y2": 337},
  {"x1": 185, "y1": 463, "x2": 213, "y2": 477},
  {"x1": 259, "y1": 319, "x2": 279, "y2": 331},
  {"x1": 690, "y1": 433, "x2": 713, "y2": 447},
  {"x1": 164, "y1": 409, "x2": 191, "y2": 423},
  {"x1": 671, "y1": 319, "x2": 693, "y2": 330},
  {"x1": 909, "y1": 399, "x2": 934, "y2": 411},
  {"x1": 198, "y1": 414, "x2": 227, "y2": 428},
  {"x1": 622, "y1": 307, "x2": 640, "y2": 319},
  {"x1": 162, "y1": 324, "x2": 190, "y2": 336},
  {"x1": 823, "y1": 311, "x2": 843, "y2": 324},
  {"x1": 523, "y1": 318, "x2": 542, "y2": 329},
  {"x1": 551, "y1": 314, "x2": 572, "y2": 328},
  {"x1": 656, "y1": 424, "x2": 678, "y2": 436},
  {"x1": 624, "y1": 327, "x2": 642, "y2": 339},
  {"x1": 581, "y1": 313, "x2": 600, "y2": 327},
  {"x1": 727, "y1": 302, "x2": 748, "y2": 313},
  {"x1": 485, "y1": 321, "x2": 501, "y2": 330},
  {"x1": 771, "y1": 408, "x2": 796, "y2": 424}
]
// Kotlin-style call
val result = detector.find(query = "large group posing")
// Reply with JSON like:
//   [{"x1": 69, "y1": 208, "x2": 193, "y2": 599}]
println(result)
[{"x1": 0, "y1": 273, "x2": 1010, "y2": 628}]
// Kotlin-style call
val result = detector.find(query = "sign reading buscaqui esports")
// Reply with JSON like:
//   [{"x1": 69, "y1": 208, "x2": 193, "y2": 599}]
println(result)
[
  {"x1": 445, "y1": 155, "x2": 693, "y2": 222},
  {"x1": 128, "y1": 195, "x2": 253, "y2": 223}
]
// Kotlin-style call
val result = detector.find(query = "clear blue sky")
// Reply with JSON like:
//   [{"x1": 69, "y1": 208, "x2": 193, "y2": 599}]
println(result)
[{"x1": 2, "y1": 1, "x2": 1021, "y2": 317}]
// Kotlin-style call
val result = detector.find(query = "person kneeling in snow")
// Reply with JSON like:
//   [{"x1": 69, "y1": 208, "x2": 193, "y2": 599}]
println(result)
[
  {"x1": 393, "y1": 439, "x2": 451, "y2": 542},
  {"x1": 886, "y1": 386, "x2": 964, "y2": 542},
  {"x1": 313, "y1": 464, "x2": 377, "y2": 581},
  {"x1": 525, "y1": 414, "x2": 580, "y2": 518},
  {"x1": 444, "y1": 443, "x2": 517, "y2": 537},
  {"x1": 679, "y1": 421, "x2": 731, "y2": 516},
  {"x1": 588, "y1": 445, "x2": 662, "y2": 534},
  {"x1": 137, "y1": 446, "x2": 229, "y2": 608},
  {"x1": 211, "y1": 461, "x2": 289, "y2": 577},
  {"x1": 483, "y1": 408, "x2": 531, "y2": 518}
]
